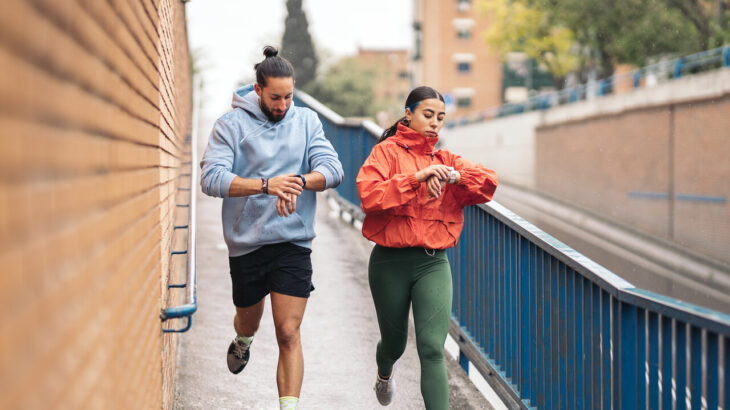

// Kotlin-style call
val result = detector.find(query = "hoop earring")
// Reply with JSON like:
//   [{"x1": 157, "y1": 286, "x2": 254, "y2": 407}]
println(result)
[{"x1": 402, "y1": 119, "x2": 410, "y2": 126}]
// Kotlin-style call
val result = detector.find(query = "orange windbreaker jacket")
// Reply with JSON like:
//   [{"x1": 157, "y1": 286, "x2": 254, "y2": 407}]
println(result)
[{"x1": 356, "y1": 124, "x2": 498, "y2": 249}]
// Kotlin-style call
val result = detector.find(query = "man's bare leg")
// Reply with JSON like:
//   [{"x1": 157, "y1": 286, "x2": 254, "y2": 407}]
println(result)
[
  {"x1": 270, "y1": 291, "x2": 308, "y2": 398},
  {"x1": 234, "y1": 298, "x2": 266, "y2": 337}
]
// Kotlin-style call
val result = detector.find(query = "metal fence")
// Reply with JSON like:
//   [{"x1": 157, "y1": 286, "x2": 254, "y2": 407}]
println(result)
[{"x1": 295, "y1": 90, "x2": 730, "y2": 409}]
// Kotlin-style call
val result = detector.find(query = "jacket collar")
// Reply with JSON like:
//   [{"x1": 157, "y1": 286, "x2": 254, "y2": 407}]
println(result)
[{"x1": 391, "y1": 123, "x2": 439, "y2": 154}]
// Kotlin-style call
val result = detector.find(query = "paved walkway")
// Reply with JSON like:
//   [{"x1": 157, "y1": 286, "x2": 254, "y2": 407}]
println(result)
[{"x1": 174, "y1": 188, "x2": 492, "y2": 409}]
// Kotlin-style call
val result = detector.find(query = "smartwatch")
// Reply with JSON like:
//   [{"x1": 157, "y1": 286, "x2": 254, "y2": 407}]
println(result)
[{"x1": 296, "y1": 174, "x2": 307, "y2": 189}]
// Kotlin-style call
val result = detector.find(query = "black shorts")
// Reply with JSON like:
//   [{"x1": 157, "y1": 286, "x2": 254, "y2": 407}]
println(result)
[{"x1": 229, "y1": 242, "x2": 314, "y2": 308}]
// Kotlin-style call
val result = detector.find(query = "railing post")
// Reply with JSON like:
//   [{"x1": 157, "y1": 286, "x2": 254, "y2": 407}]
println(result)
[
  {"x1": 569, "y1": 87, "x2": 579, "y2": 103},
  {"x1": 459, "y1": 350, "x2": 470, "y2": 373},
  {"x1": 599, "y1": 79, "x2": 608, "y2": 96},
  {"x1": 674, "y1": 58, "x2": 684, "y2": 78}
]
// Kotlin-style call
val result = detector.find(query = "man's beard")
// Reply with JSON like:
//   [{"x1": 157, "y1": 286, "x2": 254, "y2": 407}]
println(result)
[{"x1": 260, "y1": 101, "x2": 288, "y2": 122}]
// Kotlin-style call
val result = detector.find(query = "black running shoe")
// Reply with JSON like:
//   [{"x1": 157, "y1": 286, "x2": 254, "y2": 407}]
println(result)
[{"x1": 227, "y1": 338, "x2": 250, "y2": 374}]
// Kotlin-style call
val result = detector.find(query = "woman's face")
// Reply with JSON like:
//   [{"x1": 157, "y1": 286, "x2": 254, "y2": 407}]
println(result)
[{"x1": 405, "y1": 98, "x2": 446, "y2": 138}]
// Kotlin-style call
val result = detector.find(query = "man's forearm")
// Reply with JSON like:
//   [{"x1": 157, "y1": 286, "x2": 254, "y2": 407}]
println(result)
[
  {"x1": 302, "y1": 171, "x2": 327, "y2": 192},
  {"x1": 228, "y1": 176, "x2": 264, "y2": 197}
]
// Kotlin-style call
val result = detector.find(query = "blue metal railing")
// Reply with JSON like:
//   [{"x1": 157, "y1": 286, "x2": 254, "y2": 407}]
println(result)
[
  {"x1": 449, "y1": 202, "x2": 730, "y2": 409},
  {"x1": 448, "y1": 45, "x2": 730, "y2": 127},
  {"x1": 160, "y1": 86, "x2": 199, "y2": 333},
  {"x1": 297, "y1": 89, "x2": 730, "y2": 409}
]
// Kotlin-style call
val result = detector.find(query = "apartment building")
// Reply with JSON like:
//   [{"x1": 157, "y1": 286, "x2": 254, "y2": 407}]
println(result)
[{"x1": 412, "y1": 0, "x2": 503, "y2": 118}]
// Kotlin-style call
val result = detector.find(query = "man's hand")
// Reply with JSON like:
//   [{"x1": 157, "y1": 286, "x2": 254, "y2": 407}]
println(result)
[
  {"x1": 276, "y1": 193, "x2": 297, "y2": 217},
  {"x1": 426, "y1": 175, "x2": 445, "y2": 198},
  {"x1": 267, "y1": 173, "x2": 303, "y2": 200}
]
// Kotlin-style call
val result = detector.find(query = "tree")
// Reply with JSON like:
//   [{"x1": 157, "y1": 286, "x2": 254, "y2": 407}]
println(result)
[
  {"x1": 479, "y1": 0, "x2": 726, "y2": 82},
  {"x1": 556, "y1": 0, "x2": 701, "y2": 75},
  {"x1": 304, "y1": 57, "x2": 375, "y2": 118},
  {"x1": 281, "y1": 0, "x2": 318, "y2": 89},
  {"x1": 663, "y1": 0, "x2": 730, "y2": 49},
  {"x1": 481, "y1": 0, "x2": 579, "y2": 86}
]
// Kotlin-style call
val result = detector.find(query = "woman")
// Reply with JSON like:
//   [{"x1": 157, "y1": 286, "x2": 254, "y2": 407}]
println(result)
[{"x1": 356, "y1": 86, "x2": 498, "y2": 409}]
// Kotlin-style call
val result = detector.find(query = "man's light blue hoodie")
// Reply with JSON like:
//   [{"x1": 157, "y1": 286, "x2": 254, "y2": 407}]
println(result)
[{"x1": 200, "y1": 85, "x2": 344, "y2": 256}]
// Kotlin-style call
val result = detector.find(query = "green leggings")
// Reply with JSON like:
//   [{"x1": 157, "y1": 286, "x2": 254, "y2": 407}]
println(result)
[{"x1": 368, "y1": 245, "x2": 452, "y2": 410}]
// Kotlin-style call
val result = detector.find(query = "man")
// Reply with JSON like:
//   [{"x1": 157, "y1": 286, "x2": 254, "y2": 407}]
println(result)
[{"x1": 200, "y1": 46, "x2": 343, "y2": 410}]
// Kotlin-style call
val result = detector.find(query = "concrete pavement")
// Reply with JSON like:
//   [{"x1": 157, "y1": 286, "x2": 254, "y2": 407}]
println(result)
[{"x1": 173, "y1": 188, "x2": 492, "y2": 409}]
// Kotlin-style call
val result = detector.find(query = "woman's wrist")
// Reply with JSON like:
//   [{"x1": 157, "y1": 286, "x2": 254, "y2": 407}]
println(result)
[{"x1": 446, "y1": 167, "x2": 460, "y2": 184}]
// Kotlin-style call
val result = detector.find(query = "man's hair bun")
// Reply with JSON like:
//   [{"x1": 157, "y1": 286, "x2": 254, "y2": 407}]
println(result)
[
  {"x1": 263, "y1": 46, "x2": 278, "y2": 58},
  {"x1": 254, "y1": 45, "x2": 294, "y2": 87}
]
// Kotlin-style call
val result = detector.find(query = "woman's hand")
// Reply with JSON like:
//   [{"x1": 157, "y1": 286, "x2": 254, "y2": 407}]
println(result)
[
  {"x1": 268, "y1": 173, "x2": 303, "y2": 200},
  {"x1": 415, "y1": 165, "x2": 451, "y2": 182},
  {"x1": 426, "y1": 175, "x2": 445, "y2": 198}
]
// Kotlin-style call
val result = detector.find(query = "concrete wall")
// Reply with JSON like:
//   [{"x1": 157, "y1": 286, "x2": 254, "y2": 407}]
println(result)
[
  {"x1": 0, "y1": 1, "x2": 191, "y2": 408},
  {"x1": 537, "y1": 71, "x2": 730, "y2": 265},
  {"x1": 440, "y1": 111, "x2": 540, "y2": 189},
  {"x1": 672, "y1": 97, "x2": 730, "y2": 264}
]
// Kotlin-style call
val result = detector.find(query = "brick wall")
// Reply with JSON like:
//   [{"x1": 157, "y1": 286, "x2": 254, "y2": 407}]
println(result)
[
  {"x1": 536, "y1": 94, "x2": 730, "y2": 265},
  {"x1": 0, "y1": 0, "x2": 192, "y2": 408}
]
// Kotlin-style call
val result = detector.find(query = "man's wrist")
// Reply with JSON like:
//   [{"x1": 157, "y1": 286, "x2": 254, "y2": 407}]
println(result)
[{"x1": 296, "y1": 174, "x2": 306, "y2": 189}]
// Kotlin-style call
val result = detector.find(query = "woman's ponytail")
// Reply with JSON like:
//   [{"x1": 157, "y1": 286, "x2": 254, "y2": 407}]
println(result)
[{"x1": 378, "y1": 117, "x2": 407, "y2": 143}]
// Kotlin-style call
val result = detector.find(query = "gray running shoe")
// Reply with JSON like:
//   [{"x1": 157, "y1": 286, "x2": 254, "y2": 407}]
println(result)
[
  {"x1": 226, "y1": 338, "x2": 250, "y2": 374},
  {"x1": 374, "y1": 362, "x2": 397, "y2": 406}
]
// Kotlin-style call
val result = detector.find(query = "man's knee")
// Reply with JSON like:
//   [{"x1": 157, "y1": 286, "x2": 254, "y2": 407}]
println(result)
[
  {"x1": 275, "y1": 323, "x2": 301, "y2": 350},
  {"x1": 234, "y1": 313, "x2": 260, "y2": 335}
]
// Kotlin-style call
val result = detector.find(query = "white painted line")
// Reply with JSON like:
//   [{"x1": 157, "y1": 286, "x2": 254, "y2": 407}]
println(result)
[
  {"x1": 444, "y1": 334, "x2": 459, "y2": 360},
  {"x1": 468, "y1": 361, "x2": 508, "y2": 410},
  {"x1": 327, "y1": 197, "x2": 340, "y2": 212}
]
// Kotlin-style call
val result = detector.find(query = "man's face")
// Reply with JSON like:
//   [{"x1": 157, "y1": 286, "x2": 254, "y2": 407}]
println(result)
[{"x1": 255, "y1": 77, "x2": 294, "y2": 122}]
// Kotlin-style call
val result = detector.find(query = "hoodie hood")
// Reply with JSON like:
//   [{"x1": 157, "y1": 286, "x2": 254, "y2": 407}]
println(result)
[{"x1": 232, "y1": 84, "x2": 294, "y2": 124}]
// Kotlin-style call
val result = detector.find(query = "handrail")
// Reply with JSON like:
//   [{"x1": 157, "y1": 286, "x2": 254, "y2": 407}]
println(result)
[
  {"x1": 448, "y1": 44, "x2": 730, "y2": 127},
  {"x1": 160, "y1": 84, "x2": 199, "y2": 333},
  {"x1": 297, "y1": 91, "x2": 730, "y2": 409}
]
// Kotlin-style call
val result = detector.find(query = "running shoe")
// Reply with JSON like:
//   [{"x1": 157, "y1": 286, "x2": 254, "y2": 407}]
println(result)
[
  {"x1": 226, "y1": 338, "x2": 251, "y2": 374},
  {"x1": 374, "y1": 362, "x2": 397, "y2": 406}
]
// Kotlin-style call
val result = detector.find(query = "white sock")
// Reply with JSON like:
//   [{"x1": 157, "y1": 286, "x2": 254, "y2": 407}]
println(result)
[
  {"x1": 237, "y1": 335, "x2": 254, "y2": 346},
  {"x1": 279, "y1": 396, "x2": 298, "y2": 409}
]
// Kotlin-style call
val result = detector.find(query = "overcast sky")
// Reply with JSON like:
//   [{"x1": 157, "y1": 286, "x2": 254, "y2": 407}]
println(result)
[{"x1": 186, "y1": 0, "x2": 413, "y2": 123}]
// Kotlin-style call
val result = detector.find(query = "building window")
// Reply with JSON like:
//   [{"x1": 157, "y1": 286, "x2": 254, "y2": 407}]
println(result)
[
  {"x1": 457, "y1": 0, "x2": 471, "y2": 12},
  {"x1": 398, "y1": 71, "x2": 409, "y2": 79},
  {"x1": 453, "y1": 18, "x2": 475, "y2": 40},
  {"x1": 457, "y1": 62, "x2": 471, "y2": 73},
  {"x1": 457, "y1": 97, "x2": 472, "y2": 108},
  {"x1": 457, "y1": 28, "x2": 471, "y2": 39}
]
